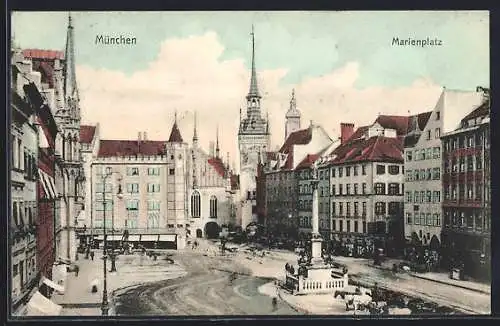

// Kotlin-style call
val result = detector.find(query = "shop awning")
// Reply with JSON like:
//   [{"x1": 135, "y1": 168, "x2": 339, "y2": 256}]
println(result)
[
  {"x1": 128, "y1": 235, "x2": 140, "y2": 241},
  {"x1": 159, "y1": 234, "x2": 176, "y2": 242},
  {"x1": 52, "y1": 264, "x2": 67, "y2": 287},
  {"x1": 42, "y1": 277, "x2": 64, "y2": 294},
  {"x1": 38, "y1": 169, "x2": 57, "y2": 199},
  {"x1": 96, "y1": 235, "x2": 105, "y2": 241},
  {"x1": 141, "y1": 235, "x2": 159, "y2": 242},
  {"x1": 107, "y1": 235, "x2": 122, "y2": 241},
  {"x1": 25, "y1": 291, "x2": 62, "y2": 316}
]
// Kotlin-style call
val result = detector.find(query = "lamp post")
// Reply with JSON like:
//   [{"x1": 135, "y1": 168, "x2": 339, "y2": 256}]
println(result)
[{"x1": 101, "y1": 168, "x2": 123, "y2": 316}]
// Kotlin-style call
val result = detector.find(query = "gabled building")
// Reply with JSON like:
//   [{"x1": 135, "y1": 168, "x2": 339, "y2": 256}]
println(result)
[
  {"x1": 403, "y1": 88, "x2": 485, "y2": 257},
  {"x1": 329, "y1": 117, "x2": 408, "y2": 256},
  {"x1": 440, "y1": 89, "x2": 490, "y2": 280}
]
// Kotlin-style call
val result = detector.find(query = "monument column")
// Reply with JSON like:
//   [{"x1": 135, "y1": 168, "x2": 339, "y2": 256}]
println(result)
[{"x1": 310, "y1": 166, "x2": 323, "y2": 265}]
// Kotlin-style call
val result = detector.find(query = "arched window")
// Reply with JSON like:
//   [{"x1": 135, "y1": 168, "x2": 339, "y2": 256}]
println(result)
[
  {"x1": 209, "y1": 195, "x2": 217, "y2": 218},
  {"x1": 191, "y1": 191, "x2": 200, "y2": 218}
]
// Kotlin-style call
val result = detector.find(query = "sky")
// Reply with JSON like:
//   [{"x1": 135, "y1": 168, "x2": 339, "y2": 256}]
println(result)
[{"x1": 11, "y1": 11, "x2": 489, "y2": 171}]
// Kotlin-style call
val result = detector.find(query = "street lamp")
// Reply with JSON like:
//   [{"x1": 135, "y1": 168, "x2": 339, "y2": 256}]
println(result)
[{"x1": 101, "y1": 168, "x2": 123, "y2": 316}]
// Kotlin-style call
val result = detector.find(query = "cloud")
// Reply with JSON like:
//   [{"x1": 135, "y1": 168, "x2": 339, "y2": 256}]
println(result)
[{"x1": 78, "y1": 31, "x2": 443, "y2": 171}]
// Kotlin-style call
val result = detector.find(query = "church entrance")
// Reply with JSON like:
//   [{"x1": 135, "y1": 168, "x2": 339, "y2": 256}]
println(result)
[
  {"x1": 204, "y1": 222, "x2": 220, "y2": 239},
  {"x1": 196, "y1": 229, "x2": 203, "y2": 238}
]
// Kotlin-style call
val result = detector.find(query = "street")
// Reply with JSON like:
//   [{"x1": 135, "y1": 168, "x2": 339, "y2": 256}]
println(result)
[{"x1": 113, "y1": 251, "x2": 299, "y2": 315}]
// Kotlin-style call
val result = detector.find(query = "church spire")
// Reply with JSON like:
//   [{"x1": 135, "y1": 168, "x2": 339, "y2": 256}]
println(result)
[
  {"x1": 216, "y1": 124, "x2": 220, "y2": 159},
  {"x1": 247, "y1": 24, "x2": 261, "y2": 99},
  {"x1": 64, "y1": 12, "x2": 78, "y2": 101},
  {"x1": 193, "y1": 111, "x2": 198, "y2": 145}
]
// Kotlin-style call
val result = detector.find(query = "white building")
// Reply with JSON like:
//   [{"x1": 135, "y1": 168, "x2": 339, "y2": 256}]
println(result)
[{"x1": 403, "y1": 88, "x2": 485, "y2": 248}]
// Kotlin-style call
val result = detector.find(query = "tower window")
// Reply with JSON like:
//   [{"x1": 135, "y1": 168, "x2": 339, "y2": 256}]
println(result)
[{"x1": 191, "y1": 191, "x2": 201, "y2": 218}]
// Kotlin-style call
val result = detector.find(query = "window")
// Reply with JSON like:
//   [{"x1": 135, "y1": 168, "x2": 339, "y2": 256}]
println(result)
[
  {"x1": 414, "y1": 191, "x2": 419, "y2": 203},
  {"x1": 362, "y1": 165, "x2": 366, "y2": 175},
  {"x1": 147, "y1": 183, "x2": 160, "y2": 193},
  {"x1": 346, "y1": 184, "x2": 351, "y2": 195},
  {"x1": 388, "y1": 183, "x2": 399, "y2": 195},
  {"x1": 374, "y1": 183, "x2": 385, "y2": 195},
  {"x1": 354, "y1": 184, "x2": 358, "y2": 195},
  {"x1": 414, "y1": 213, "x2": 420, "y2": 225},
  {"x1": 426, "y1": 148, "x2": 433, "y2": 161},
  {"x1": 319, "y1": 171, "x2": 324, "y2": 179},
  {"x1": 169, "y1": 168, "x2": 175, "y2": 175},
  {"x1": 406, "y1": 192, "x2": 412, "y2": 203},
  {"x1": 126, "y1": 200, "x2": 139, "y2": 210},
  {"x1": 375, "y1": 202, "x2": 386, "y2": 215},
  {"x1": 419, "y1": 169, "x2": 425, "y2": 180},
  {"x1": 362, "y1": 202, "x2": 367, "y2": 217},
  {"x1": 420, "y1": 149, "x2": 426, "y2": 160},
  {"x1": 434, "y1": 213, "x2": 441, "y2": 226},
  {"x1": 433, "y1": 147, "x2": 440, "y2": 159},
  {"x1": 432, "y1": 167, "x2": 440, "y2": 180},
  {"x1": 354, "y1": 202, "x2": 359, "y2": 216},
  {"x1": 420, "y1": 191, "x2": 425, "y2": 203},
  {"x1": 338, "y1": 167, "x2": 343, "y2": 177},
  {"x1": 191, "y1": 191, "x2": 201, "y2": 217},
  {"x1": 426, "y1": 168, "x2": 432, "y2": 180},
  {"x1": 476, "y1": 184, "x2": 482, "y2": 200},
  {"x1": 376, "y1": 165, "x2": 385, "y2": 175},
  {"x1": 406, "y1": 169, "x2": 412, "y2": 182},
  {"x1": 426, "y1": 213, "x2": 432, "y2": 226},
  {"x1": 346, "y1": 167, "x2": 351, "y2": 177},
  {"x1": 339, "y1": 202, "x2": 344, "y2": 216},
  {"x1": 147, "y1": 200, "x2": 160, "y2": 211},
  {"x1": 339, "y1": 220, "x2": 343, "y2": 232},
  {"x1": 331, "y1": 185, "x2": 336, "y2": 196},
  {"x1": 414, "y1": 170, "x2": 419, "y2": 181},
  {"x1": 426, "y1": 191, "x2": 432, "y2": 203},
  {"x1": 466, "y1": 156, "x2": 474, "y2": 171},
  {"x1": 406, "y1": 212, "x2": 412, "y2": 224},
  {"x1": 362, "y1": 183, "x2": 367, "y2": 194},
  {"x1": 127, "y1": 167, "x2": 139, "y2": 176},
  {"x1": 427, "y1": 129, "x2": 431, "y2": 140},
  {"x1": 126, "y1": 183, "x2": 139, "y2": 193},
  {"x1": 436, "y1": 111, "x2": 440, "y2": 120},
  {"x1": 209, "y1": 196, "x2": 218, "y2": 218},
  {"x1": 435, "y1": 128, "x2": 441, "y2": 138},
  {"x1": 331, "y1": 202, "x2": 336, "y2": 216},
  {"x1": 406, "y1": 150, "x2": 412, "y2": 162},
  {"x1": 95, "y1": 201, "x2": 113, "y2": 211},
  {"x1": 353, "y1": 166, "x2": 358, "y2": 176},
  {"x1": 388, "y1": 165, "x2": 399, "y2": 175},
  {"x1": 388, "y1": 202, "x2": 399, "y2": 215},
  {"x1": 339, "y1": 184, "x2": 343, "y2": 195},
  {"x1": 147, "y1": 167, "x2": 160, "y2": 176},
  {"x1": 331, "y1": 168, "x2": 336, "y2": 178},
  {"x1": 147, "y1": 212, "x2": 160, "y2": 229},
  {"x1": 346, "y1": 202, "x2": 351, "y2": 217},
  {"x1": 459, "y1": 157, "x2": 465, "y2": 172},
  {"x1": 476, "y1": 155, "x2": 482, "y2": 170},
  {"x1": 432, "y1": 191, "x2": 441, "y2": 203},
  {"x1": 467, "y1": 184, "x2": 473, "y2": 199}
]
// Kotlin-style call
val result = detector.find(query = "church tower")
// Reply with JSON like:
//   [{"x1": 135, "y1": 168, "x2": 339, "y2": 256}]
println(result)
[
  {"x1": 285, "y1": 89, "x2": 301, "y2": 141},
  {"x1": 237, "y1": 25, "x2": 271, "y2": 228}
]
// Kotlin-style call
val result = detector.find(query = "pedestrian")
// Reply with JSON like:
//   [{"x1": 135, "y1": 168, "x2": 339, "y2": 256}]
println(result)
[
  {"x1": 91, "y1": 278, "x2": 99, "y2": 293},
  {"x1": 74, "y1": 265, "x2": 80, "y2": 277},
  {"x1": 90, "y1": 251, "x2": 95, "y2": 261}
]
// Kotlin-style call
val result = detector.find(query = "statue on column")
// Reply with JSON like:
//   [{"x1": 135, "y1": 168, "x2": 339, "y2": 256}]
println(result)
[{"x1": 311, "y1": 160, "x2": 319, "y2": 180}]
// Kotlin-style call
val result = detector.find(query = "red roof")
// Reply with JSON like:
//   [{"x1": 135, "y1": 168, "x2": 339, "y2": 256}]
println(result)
[
  {"x1": 97, "y1": 140, "x2": 166, "y2": 157},
  {"x1": 296, "y1": 154, "x2": 320, "y2": 170},
  {"x1": 207, "y1": 157, "x2": 227, "y2": 177},
  {"x1": 461, "y1": 100, "x2": 489, "y2": 123},
  {"x1": 331, "y1": 136, "x2": 404, "y2": 164},
  {"x1": 375, "y1": 115, "x2": 410, "y2": 136},
  {"x1": 279, "y1": 128, "x2": 312, "y2": 154},
  {"x1": 22, "y1": 49, "x2": 65, "y2": 60},
  {"x1": 168, "y1": 121, "x2": 183, "y2": 143},
  {"x1": 80, "y1": 125, "x2": 96, "y2": 144}
]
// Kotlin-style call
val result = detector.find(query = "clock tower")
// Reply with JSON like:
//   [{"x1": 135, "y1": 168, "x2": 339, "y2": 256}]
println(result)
[{"x1": 238, "y1": 25, "x2": 270, "y2": 229}]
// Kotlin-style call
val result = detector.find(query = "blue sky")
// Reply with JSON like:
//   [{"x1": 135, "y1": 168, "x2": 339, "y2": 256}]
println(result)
[
  {"x1": 11, "y1": 11, "x2": 489, "y2": 169},
  {"x1": 12, "y1": 11, "x2": 489, "y2": 89}
]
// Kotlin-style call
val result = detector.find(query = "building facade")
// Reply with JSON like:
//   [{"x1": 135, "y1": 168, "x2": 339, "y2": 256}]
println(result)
[
  {"x1": 441, "y1": 91, "x2": 490, "y2": 280},
  {"x1": 403, "y1": 89, "x2": 485, "y2": 253},
  {"x1": 10, "y1": 47, "x2": 40, "y2": 312}
]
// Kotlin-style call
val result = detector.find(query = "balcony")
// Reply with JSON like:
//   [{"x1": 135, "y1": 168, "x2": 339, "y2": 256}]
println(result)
[{"x1": 442, "y1": 199, "x2": 483, "y2": 208}]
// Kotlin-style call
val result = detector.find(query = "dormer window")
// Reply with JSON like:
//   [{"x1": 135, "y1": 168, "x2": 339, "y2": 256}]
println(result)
[{"x1": 436, "y1": 111, "x2": 440, "y2": 120}]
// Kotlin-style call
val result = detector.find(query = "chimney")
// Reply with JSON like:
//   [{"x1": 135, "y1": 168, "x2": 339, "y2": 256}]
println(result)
[
  {"x1": 143, "y1": 131, "x2": 148, "y2": 141},
  {"x1": 340, "y1": 123, "x2": 355, "y2": 144}
]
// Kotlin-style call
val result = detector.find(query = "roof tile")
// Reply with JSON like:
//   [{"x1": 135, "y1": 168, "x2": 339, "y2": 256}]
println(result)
[{"x1": 80, "y1": 125, "x2": 96, "y2": 144}]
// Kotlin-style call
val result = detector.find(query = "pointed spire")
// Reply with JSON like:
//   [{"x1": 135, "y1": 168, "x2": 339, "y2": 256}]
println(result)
[
  {"x1": 168, "y1": 112, "x2": 183, "y2": 143},
  {"x1": 247, "y1": 24, "x2": 261, "y2": 99},
  {"x1": 215, "y1": 124, "x2": 220, "y2": 158},
  {"x1": 193, "y1": 111, "x2": 198, "y2": 144},
  {"x1": 290, "y1": 88, "x2": 296, "y2": 109},
  {"x1": 64, "y1": 12, "x2": 78, "y2": 101}
]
